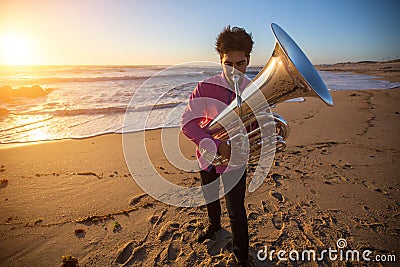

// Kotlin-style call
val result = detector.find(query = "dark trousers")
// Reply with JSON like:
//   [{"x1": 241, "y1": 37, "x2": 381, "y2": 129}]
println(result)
[{"x1": 200, "y1": 166, "x2": 249, "y2": 263}]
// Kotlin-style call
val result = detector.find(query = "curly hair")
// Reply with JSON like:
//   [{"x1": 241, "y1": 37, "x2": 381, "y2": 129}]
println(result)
[{"x1": 215, "y1": 26, "x2": 254, "y2": 58}]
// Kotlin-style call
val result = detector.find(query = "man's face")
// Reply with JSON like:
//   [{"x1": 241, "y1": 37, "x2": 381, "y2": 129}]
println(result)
[{"x1": 220, "y1": 50, "x2": 249, "y2": 87}]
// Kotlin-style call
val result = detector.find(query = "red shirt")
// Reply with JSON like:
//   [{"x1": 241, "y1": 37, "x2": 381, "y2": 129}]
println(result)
[{"x1": 181, "y1": 72, "x2": 250, "y2": 173}]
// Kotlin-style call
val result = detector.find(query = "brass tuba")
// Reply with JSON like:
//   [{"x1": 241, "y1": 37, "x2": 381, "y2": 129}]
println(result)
[{"x1": 200, "y1": 23, "x2": 333, "y2": 166}]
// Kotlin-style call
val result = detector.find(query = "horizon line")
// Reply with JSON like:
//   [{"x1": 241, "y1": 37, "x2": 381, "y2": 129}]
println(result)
[{"x1": 0, "y1": 59, "x2": 399, "y2": 68}]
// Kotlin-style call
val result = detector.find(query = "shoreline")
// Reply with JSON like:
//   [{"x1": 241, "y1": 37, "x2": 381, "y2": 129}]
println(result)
[
  {"x1": 1, "y1": 86, "x2": 399, "y2": 147},
  {"x1": 0, "y1": 125, "x2": 182, "y2": 149},
  {"x1": 0, "y1": 87, "x2": 399, "y2": 266},
  {"x1": 315, "y1": 60, "x2": 400, "y2": 82}
]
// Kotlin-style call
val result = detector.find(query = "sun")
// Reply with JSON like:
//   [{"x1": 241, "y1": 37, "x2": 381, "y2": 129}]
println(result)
[{"x1": 1, "y1": 33, "x2": 36, "y2": 65}]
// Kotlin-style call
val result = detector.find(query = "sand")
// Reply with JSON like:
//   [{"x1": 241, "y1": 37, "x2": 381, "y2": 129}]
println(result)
[{"x1": 0, "y1": 61, "x2": 399, "y2": 266}]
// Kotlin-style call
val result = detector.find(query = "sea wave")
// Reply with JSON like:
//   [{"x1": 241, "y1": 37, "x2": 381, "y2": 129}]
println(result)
[
  {"x1": 0, "y1": 115, "x2": 53, "y2": 133},
  {"x1": 0, "y1": 85, "x2": 54, "y2": 101},
  {"x1": 16, "y1": 102, "x2": 184, "y2": 117},
  {"x1": 0, "y1": 108, "x2": 9, "y2": 116},
  {"x1": 4, "y1": 75, "x2": 150, "y2": 85},
  {"x1": 1, "y1": 70, "x2": 222, "y2": 86}
]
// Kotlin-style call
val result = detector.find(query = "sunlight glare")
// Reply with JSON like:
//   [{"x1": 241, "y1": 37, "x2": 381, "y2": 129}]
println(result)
[
  {"x1": 1, "y1": 33, "x2": 35, "y2": 65},
  {"x1": 16, "y1": 115, "x2": 54, "y2": 142}
]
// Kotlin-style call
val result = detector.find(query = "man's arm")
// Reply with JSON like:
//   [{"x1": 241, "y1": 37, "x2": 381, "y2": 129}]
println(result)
[{"x1": 181, "y1": 84, "x2": 222, "y2": 158}]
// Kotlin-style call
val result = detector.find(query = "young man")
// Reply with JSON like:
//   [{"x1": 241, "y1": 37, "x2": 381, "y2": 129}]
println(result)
[{"x1": 181, "y1": 26, "x2": 254, "y2": 266}]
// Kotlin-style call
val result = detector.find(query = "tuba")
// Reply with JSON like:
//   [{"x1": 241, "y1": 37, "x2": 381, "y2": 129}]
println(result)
[{"x1": 200, "y1": 23, "x2": 333, "y2": 166}]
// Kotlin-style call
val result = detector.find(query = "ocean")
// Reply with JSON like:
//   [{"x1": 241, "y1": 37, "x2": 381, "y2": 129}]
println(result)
[{"x1": 1, "y1": 64, "x2": 399, "y2": 144}]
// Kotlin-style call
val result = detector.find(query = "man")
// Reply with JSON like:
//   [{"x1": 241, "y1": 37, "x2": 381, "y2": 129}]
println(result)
[{"x1": 181, "y1": 26, "x2": 254, "y2": 267}]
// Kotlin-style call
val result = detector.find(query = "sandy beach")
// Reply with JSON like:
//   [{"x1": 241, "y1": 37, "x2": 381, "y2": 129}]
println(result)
[{"x1": 0, "y1": 62, "x2": 399, "y2": 266}]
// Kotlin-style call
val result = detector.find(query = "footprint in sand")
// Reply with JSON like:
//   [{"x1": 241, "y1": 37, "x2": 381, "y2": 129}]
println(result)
[
  {"x1": 186, "y1": 219, "x2": 198, "y2": 232},
  {"x1": 248, "y1": 211, "x2": 259, "y2": 221},
  {"x1": 187, "y1": 225, "x2": 196, "y2": 232},
  {"x1": 247, "y1": 203, "x2": 257, "y2": 210},
  {"x1": 363, "y1": 205, "x2": 372, "y2": 212},
  {"x1": 149, "y1": 209, "x2": 167, "y2": 228},
  {"x1": 261, "y1": 200, "x2": 272, "y2": 213},
  {"x1": 167, "y1": 241, "x2": 181, "y2": 261},
  {"x1": 158, "y1": 221, "x2": 180, "y2": 241},
  {"x1": 0, "y1": 179, "x2": 8, "y2": 189},
  {"x1": 129, "y1": 193, "x2": 149, "y2": 206},
  {"x1": 270, "y1": 191, "x2": 285, "y2": 202},
  {"x1": 374, "y1": 187, "x2": 389, "y2": 195},
  {"x1": 122, "y1": 245, "x2": 147, "y2": 267},
  {"x1": 167, "y1": 233, "x2": 183, "y2": 261},
  {"x1": 176, "y1": 206, "x2": 191, "y2": 213},
  {"x1": 272, "y1": 211, "x2": 284, "y2": 230},
  {"x1": 115, "y1": 241, "x2": 134, "y2": 264},
  {"x1": 271, "y1": 173, "x2": 283, "y2": 187},
  {"x1": 149, "y1": 215, "x2": 158, "y2": 225},
  {"x1": 172, "y1": 232, "x2": 182, "y2": 240}
]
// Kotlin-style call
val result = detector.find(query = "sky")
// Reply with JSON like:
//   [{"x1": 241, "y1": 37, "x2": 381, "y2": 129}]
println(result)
[{"x1": 0, "y1": 0, "x2": 399, "y2": 66}]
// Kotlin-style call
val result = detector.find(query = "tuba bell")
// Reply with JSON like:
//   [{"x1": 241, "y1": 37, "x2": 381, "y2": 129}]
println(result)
[{"x1": 200, "y1": 23, "x2": 333, "y2": 166}]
